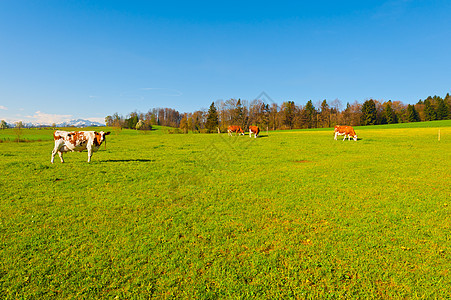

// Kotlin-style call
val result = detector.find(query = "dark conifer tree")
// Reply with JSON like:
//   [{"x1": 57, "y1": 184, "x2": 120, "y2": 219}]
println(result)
[
  {"x1": 342, "y1": 102, "x2": 351, "y2": 125},
  {"x1": 282, "y1": 101, "x2": 296, "y2": 129},
  {"x1": 436, "y1": 98, "x2": 448, "y2": 120},
  {"x1": 407, "y1": 104, "x2": 420, "y2": 122},
  {"x1": 384, "y1": 101, "x2": 397, "y2": 124},
  {"x1": 205, "y1": 102, "x2": 219, "y2": 133},
  {"x1": 233, "y1": 99, "x2": 244, "y2": 126},
  {"x1": 445, "y1": 93, "x2": 451, "y2": 118},
  {"x1": 424, "y1": 99, "x2": 436, "y2": 121},
  {"x1": 303, "y1": 100, "x2": 316, "y2": 128},
  {"x1": 320, "y1": 99, "x2": 330, "y2": 128},
  {"x1": 361, "y1": 99, "x2": 377, "y2": 125}
]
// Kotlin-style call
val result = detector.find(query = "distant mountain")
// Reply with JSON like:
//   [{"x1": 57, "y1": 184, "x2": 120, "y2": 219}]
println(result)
[
  {"x1": 58, "y1": 119, "x2": 105, "y2": 127},
  {"x1": 7, "y1": 119, "x2": 105, "y2": 128}
]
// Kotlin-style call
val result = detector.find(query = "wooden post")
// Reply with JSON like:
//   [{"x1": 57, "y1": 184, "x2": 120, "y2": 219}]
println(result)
[{"x1": 438, "y1": 129, "x2": 441, "y2": 141}]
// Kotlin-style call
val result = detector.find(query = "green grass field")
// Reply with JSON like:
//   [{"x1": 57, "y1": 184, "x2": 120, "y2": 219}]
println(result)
[{"x1": 1, "y1": 121, "x2": 450, "y2": 299}]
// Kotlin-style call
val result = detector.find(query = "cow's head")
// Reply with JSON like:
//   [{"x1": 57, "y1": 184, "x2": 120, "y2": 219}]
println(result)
[
  {"x1": 94, "y1": 131, "x2": 111, "y2": 146},
  {"x1": 353, "y1": 134, "x2": 358, "y2": 141}
]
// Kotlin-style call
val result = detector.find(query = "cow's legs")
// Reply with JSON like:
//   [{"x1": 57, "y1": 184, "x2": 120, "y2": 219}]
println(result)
[
  {"x1": 343, "y1": 134, "x2": 346, "y2": 141},
  {"x1": 51, "y1": 141, "x2": 64, "y2": 163},
  {"x1": 51, "y1": 144, "x2": 58, "y2": 163},
  {"x1": 87, "y1": 145, "x2": 93, "y2": 163},
  {"x1": 334, "y1": 132, "x2": 338, "y2": 140},
  {"x1": 51, "y1": 149, "x2": 57, "y2": 163},
  {"x1": 58, "y1": 151, "x2": 64, "y2": 163}
]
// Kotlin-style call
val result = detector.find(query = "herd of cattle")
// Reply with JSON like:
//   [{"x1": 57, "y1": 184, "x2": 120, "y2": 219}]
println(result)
[
  {"x1": 226, "y1": 125, "x2": 357, "y2": 141},
  {"x1": 227, "y1": 125, "x2": 260, "y2": 138},
  {"x1": 50, "y1": 125, "x2": 357, "y2": 163}
]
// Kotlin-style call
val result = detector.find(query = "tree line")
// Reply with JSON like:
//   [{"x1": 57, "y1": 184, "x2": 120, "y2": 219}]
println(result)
[{"x1": 105, "y1": 93, "x2": 451, "y2": 132}]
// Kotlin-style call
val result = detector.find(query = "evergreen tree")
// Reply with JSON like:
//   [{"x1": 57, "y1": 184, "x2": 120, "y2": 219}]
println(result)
[
  {"x1": 320, "y1": 99, "x2": 330, "y2": 127},
  {"x1": 127, "y1": 115, "x2": 139, "y2": 129},
  {"x1": 261, "y1": 103, "x2": 270, "y2": 130},
  {"x1": 282, "y1": 101, "x2": 296, "y2": 129},
  {"x1": 233, "y1": 99, "x2": 244, "y2": 126},
  {"x1": 302, "y1": 100, "x2": 316, "y2": 128},
  {"x1": 445, "y1": 93, "x2": 451, "y2": 118},
  {"x1": 205, "y1": 102, "x2": 219, "y2": 133},
  {"x1": 343, "y1": 102, "x2": 351, "y2": 125},
  {"x1": 424, "y1": 99, "x2": 436, "y2": 121},
  {"x1": 384, "y1": 101, "x2": 397, "y2": 124},
  {"x1": 407, "y1": 104, "x2": 420, "y2": 122},
  {"x1": 361, "y1": 99, "x2": 377, "y2": 125},
  {"x1": 436, "y1": 98, "x2": 448, "y2": 120}
]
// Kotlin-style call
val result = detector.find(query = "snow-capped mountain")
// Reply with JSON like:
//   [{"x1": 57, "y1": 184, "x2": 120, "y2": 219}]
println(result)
[
  {"x1": 58, "y1": 119, "x2": 105, "y2": 127},
  {"x1": 7, "y1": 119, "x2": 105, "y2": 128}
]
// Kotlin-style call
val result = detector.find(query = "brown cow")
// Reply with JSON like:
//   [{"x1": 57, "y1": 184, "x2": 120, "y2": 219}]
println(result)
[
  {"x1": 227, "y1": 125, "x2": 244, "y2": 136},
  {"x1": 51, "y1": 130, "x2": 111, "y2": 163},
  {"x1": 249, "y1": 125, "x2": 260, "y2": 138},
  {"x1": 334, "y1": 125, "x2": 358, "y2": 141}
]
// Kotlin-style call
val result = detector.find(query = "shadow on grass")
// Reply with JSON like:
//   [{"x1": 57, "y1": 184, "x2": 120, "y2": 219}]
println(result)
[
  {"x1": 102, "y1": 159, "x2": 155, "y2": 163},
  {"x1": 334, "y1": 137, "x2": 362, "y2": 141}
]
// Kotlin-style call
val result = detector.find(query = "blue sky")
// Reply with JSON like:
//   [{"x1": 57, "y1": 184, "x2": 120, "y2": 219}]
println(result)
[{"x1": 1, "y1": 0, "x2": 450, "y2": 124}]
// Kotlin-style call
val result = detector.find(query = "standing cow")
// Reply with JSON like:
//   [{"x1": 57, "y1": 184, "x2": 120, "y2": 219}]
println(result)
[
  {"x1": 51, "y1": 130, "x2": 111, "y2": 163},
  {"x1": 249, "y1": 126, "x2": 260, "y2": 138},
  {"x1": 227, "y1": 125, "x2": 245, "y2": 136},
  {"x1": 334, "y1": 125, "x2": 358, "y2": 141}
]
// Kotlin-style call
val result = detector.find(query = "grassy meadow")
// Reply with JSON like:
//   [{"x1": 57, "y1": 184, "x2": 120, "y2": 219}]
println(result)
[{"x1": 0, "y1": 121, "x2": 450, "y2": 299}]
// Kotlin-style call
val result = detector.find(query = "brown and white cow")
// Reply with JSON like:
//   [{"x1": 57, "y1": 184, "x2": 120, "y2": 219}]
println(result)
[
  {"x1": 227, "y1": 125, "x2": 244, "y2": 136},
  {"x1": 249, "y1": 125, "x2": 260, "y2": 138},
  {"x1": 334, "y1": 125, "x2": 358, "y2": 141},
  {"x1": 51, "y1": 130, "x2": 111, "y2": 163}
]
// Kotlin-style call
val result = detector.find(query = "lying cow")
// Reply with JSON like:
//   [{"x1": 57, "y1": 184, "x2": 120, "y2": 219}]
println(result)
[
  {"x1": 249, "y1": 125, "x2": 260, "y2": 138},
  {"x1": 334, "y1": 125, "x2": 358, "y2": 141},
  {"x1": 227, "y1": 125, "x2": 244, "y2": 136},
  {"x1": 51, "y1": 130, "x2": 111, "y2": 163}
]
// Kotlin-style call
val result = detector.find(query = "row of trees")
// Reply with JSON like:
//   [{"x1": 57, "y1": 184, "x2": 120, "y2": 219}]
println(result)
[
  {"x1": 105, "y1": 93, "x2": 451, "y2": 132},
  {"x1": 0, "y1": 120, "x2": 24, "y2": 130},
  {"x1": 105, "y1": 108, "x2": 182, "y2": 130}
]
